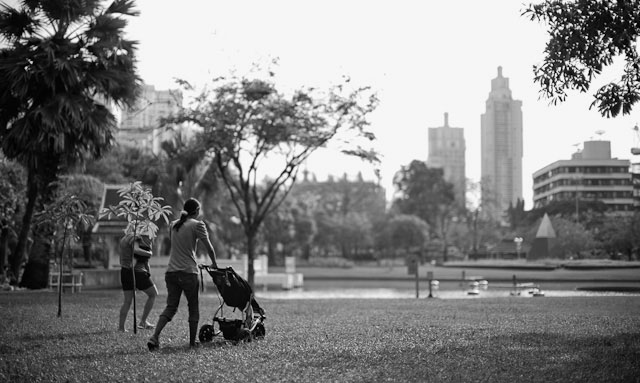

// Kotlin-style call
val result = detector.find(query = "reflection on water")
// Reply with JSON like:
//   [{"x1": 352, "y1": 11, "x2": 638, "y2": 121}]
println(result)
[{"x1": 250, "y1": 286, "x2": 640, "y2": 300}]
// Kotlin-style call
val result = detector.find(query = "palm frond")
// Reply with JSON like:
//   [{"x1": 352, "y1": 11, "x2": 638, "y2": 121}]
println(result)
[
  {"x1": 0, "y1": 6, "x2": 37, "y2": 40},
  {"x1": 106, "y1": 0, "x2": 139, "y2": 17}
]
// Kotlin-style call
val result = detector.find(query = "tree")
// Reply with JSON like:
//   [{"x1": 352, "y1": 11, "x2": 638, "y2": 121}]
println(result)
[
  {"x1": 0, "y1": 158, "x2": 25, "y2": 283},
  {"x1": 596, "y1": 213, "x2": 640, "y2": 260},
  {"x1": 376, "y1": 214, "x2": 429, "y2": 259},
  {"x1": 166, "y1": 73, "x2": 378, "y2": 286},
  {"x1": 262, "y1": 205, "x2": 295, "y2": 264},
  {"x1": 392, "y1": 161, "x2": 457, "y2": 261},
  {"x1": 100, "y1": 182, "x2": 172, "y2": 333},
  {"x1": 288, "y1": 173, "x2": 385, "y2": 260},
  {"x1": 464, "y1": 179, "x2": 502, "y2": 258},
  {"x1": 0, "y1": 0, "x2": 140, "y2": 280},
  {"x1": 526, "y1": 199, "x2": 608, "y2": 229},
  {"x1": 548, "y1": 216, "x2": 598, "y2": 259},
  {"x1": 33, "y1": 193, "x2": 94, "y2": 316},
  {"x1": 58, "y1": 174, "x2": 104, "y2": 265},
  {"x1": 506, "y1": 198, "x2": 527, "y2": 229},
  {"x1": 524, "y1": 0, "x2": 640, "y2": 117}
]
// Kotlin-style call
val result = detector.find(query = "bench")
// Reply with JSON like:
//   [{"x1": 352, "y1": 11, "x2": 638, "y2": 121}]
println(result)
[{"x1": 49, "y1": 272, "x2": 83, "y2": 293}]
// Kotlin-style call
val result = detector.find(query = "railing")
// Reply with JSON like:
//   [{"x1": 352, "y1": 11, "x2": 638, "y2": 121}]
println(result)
[{"x1": 49, "y1": 271, "x2": 83, "y2": 293}]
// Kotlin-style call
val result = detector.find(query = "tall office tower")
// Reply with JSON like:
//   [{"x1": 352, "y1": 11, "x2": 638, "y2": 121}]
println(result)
[
  {"x1": 481, "y1": 66, "x2": 523, "y2": 222},
  {"x1": 427, "y1": 112, "x2": 466, "y2": 207},
  {"x1": 118, "y1": 84, "x2": 183, "y2": 155}
]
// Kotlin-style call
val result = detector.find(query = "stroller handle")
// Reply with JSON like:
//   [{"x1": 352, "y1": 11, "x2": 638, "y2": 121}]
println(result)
[
  {"x1": 199, "y1": 264, "x2": 229, "y2": 272},
  {"x1": 198, "y1": 264, "x2": 219, "y2": 271}
]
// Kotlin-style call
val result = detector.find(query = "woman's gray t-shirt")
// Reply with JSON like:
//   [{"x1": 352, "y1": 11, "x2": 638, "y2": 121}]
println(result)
[{"x1": 167, "y1": 218, "x2": 210, "y2": 274}]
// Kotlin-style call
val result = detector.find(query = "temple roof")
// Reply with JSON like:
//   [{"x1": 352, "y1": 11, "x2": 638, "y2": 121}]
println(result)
[{"x1": 92, "y1": 184, "x2": 128, "y2": 236}]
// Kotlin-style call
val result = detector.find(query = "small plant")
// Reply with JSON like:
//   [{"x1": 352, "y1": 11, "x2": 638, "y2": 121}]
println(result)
[
  {"x1": 35, "y1": 193, "x2": 95, "y2": 317},
  {"x1": 99, "y1": 181, "x2": 172, "y2": 333}
]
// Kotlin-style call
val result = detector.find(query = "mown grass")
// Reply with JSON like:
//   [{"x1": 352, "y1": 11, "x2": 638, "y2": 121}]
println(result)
[{"x1": 1, "y1": 291, "x2": 639, "y2": 382}]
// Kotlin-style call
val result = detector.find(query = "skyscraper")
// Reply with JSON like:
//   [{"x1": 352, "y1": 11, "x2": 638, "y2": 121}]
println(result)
[
  {"x1": 481, "y1": 66, "x2": 523, "y2": 222},
  {"x1": 427, "y1": 112, "x2": 466, "y2": 207}
]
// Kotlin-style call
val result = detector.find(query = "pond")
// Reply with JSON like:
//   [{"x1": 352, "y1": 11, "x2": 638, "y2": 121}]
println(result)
[{"x1": 249, "y1": 280, "x2": 640, "y2": 300}]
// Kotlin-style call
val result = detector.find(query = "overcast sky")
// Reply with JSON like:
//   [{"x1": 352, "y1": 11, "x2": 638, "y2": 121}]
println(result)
[{"x1": 5, "y1": 0, "x2": 639, "y2": 208}]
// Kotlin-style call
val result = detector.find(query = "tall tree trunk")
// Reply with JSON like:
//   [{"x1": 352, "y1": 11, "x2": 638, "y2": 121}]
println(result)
[
  {"x1": 10, "y1": 168, "x2": 38, "y2": 283},
  {"x1": 0, "y1": 226, "x2": 8, "y2": 281},
  {"x1": 246, "y1": 232, "x2": 256, "y2": 288},
  {"x1": 266, "y1": 240, "x2": 276, "y2": 267},
  {"x1": 302, "y1": 243, "x2": 311, "y2": 260}
]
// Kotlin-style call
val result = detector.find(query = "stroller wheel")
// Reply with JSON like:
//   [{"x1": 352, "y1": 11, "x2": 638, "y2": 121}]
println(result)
[
  {"x1": 199, "y1": 324, "x2": 216, "y2": 343},
  {"x1": 252, "y1": 323, "x2": 266, "y2": 339},
  {"x1": 237, "y1": 328, "x2": 252, "y2": 343}
]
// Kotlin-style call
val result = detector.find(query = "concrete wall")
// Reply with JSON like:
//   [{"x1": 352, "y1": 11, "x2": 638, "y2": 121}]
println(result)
[
  {"x1": 78, "y1": 254, "x2": 301, "y2": 290},
  {"x1": 81, "y1": 269, "x2": 120, "y2": 290}
]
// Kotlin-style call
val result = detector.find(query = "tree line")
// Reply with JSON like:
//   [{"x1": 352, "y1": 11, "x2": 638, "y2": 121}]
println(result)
[{"x1": 2, "y1": 0, "x2": 640, "y2": 288}]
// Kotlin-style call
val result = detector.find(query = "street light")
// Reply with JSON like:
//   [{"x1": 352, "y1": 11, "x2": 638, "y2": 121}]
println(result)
[{"x1": 514, "y1": 237, "x2": 523, "y2": 260}]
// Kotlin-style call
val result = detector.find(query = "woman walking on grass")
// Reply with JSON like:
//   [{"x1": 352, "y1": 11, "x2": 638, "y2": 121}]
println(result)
[
  {"x1": 118, "y1": 234, "x2": 157, "y2": 331},
  {"x1": 147, "y1": 198, "x2": 218, "y2": 350}
]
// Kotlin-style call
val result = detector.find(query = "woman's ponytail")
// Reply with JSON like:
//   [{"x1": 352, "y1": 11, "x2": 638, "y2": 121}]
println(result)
[{"x1": 173, "y1": 198, "x2": 201, "y2": 232}]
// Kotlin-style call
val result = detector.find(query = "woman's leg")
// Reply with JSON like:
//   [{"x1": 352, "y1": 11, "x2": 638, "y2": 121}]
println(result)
[
  {"x1": 149, "y1": 273, "x2": 181, "y2": 349},
  {"x1": 119, "y1": 290, "x2": 134, "y2": 331},
  {"x1": 183, "y1": 273, "x2": 200, "y2": 346},
  {"x1": 139, "y1": 284, "x2": 158, "y2": 326}
]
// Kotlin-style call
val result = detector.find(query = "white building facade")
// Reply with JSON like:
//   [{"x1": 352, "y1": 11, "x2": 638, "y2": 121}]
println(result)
[
  {"x1": 118, "y1": 84, "x2": 183, "y2": 155},
  {"x1": 532, "y1": 140, "x2": 634, "y2": 213}
]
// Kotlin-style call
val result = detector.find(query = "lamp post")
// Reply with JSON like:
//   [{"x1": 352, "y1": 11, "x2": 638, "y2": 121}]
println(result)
[{"x1": 514, "y1": 237, "x2": 523, "y2": 260}]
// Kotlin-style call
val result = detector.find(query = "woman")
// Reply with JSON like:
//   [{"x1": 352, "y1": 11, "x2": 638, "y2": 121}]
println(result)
[
  {"x1": 118, "y1": 233, "x2": 157, "y2": 331},
  {"x1": 147, "y1": 198, "x2": 218, "y2": 350}
]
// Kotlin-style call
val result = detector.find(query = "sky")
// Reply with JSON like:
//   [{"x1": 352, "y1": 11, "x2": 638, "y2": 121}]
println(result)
[{"x1": 6, "y1": 0, "x2": 640, "y2": 208}]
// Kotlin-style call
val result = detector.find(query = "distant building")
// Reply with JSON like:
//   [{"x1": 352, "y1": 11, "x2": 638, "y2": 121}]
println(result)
[
  {"x1": 532, "y1": 140, "x2": 634, "y2": 213},
  {"x1": 427, "y1": 112, "x2": 466, "y2": 207},
  {"x1": 292, "y1": 171, "x2": 387, "y2": 224},
  {"x1": 118, "y1": 84, "x2": 183, "y2": 155},
  {"x1": 633, "y1": 162, "x2": 640, "y2": 211},
  {"x1": 481, "y1": 66, "x2": 523, "y2": 222}
]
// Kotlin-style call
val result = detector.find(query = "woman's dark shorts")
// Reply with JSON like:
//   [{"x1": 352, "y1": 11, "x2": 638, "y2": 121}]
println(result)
[{"x1": 120, "y1": 268, "x2": 155, "y2": 291}]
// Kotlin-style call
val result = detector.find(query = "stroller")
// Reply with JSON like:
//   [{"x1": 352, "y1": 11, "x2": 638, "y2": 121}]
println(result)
[{"x1": 198, "y1": 265, "x2": 266, "y2": 343}]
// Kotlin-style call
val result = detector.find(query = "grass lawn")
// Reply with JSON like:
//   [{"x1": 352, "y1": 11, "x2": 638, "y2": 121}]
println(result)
[{"x1": 1, "y1": 291, "x2": 639, "y2": 382}]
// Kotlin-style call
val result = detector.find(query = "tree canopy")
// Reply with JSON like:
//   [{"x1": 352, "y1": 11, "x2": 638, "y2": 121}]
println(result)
[
  {"x1": 524, "y1": 0, "x2": 640, "y2": 117},
  {"x1": 392, "y1": 160, "x2": 456, "y2": 234},
  {"x1": 0, "y1": 0, "x2": 141, "y2": 280},
  {"x1": 166, "y1": 72, "x2": 379, "y2": 286}
]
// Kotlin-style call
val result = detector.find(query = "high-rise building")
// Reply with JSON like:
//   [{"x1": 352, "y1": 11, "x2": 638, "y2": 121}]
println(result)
[
  {"x1": 427, "y1": 112, "x2": 466, "y2": 207},
  {"x1": 118, "y1": 84, "x2": 183, "y2": 155},
  {"x1": 481, "y1": 66, "x2": 523, "y2": 222},
  {"x1": 532, "y1": 140, "x2": 634, "y2": 213}
]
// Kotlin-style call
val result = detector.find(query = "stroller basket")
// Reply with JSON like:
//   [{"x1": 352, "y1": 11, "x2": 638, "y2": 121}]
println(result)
[{"x1": 199, "y1": 265, "x2": 266, "y2": 343}]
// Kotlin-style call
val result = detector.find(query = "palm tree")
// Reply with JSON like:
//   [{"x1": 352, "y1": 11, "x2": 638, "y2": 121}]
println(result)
[{"x1": 0, "y1": 0, "x2": 141, "y2": 282}]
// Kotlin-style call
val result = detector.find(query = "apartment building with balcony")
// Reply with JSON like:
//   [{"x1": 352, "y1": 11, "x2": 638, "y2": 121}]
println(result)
[{"x1": 532, "y1": 140, "x2": 633, "y2": 213}]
